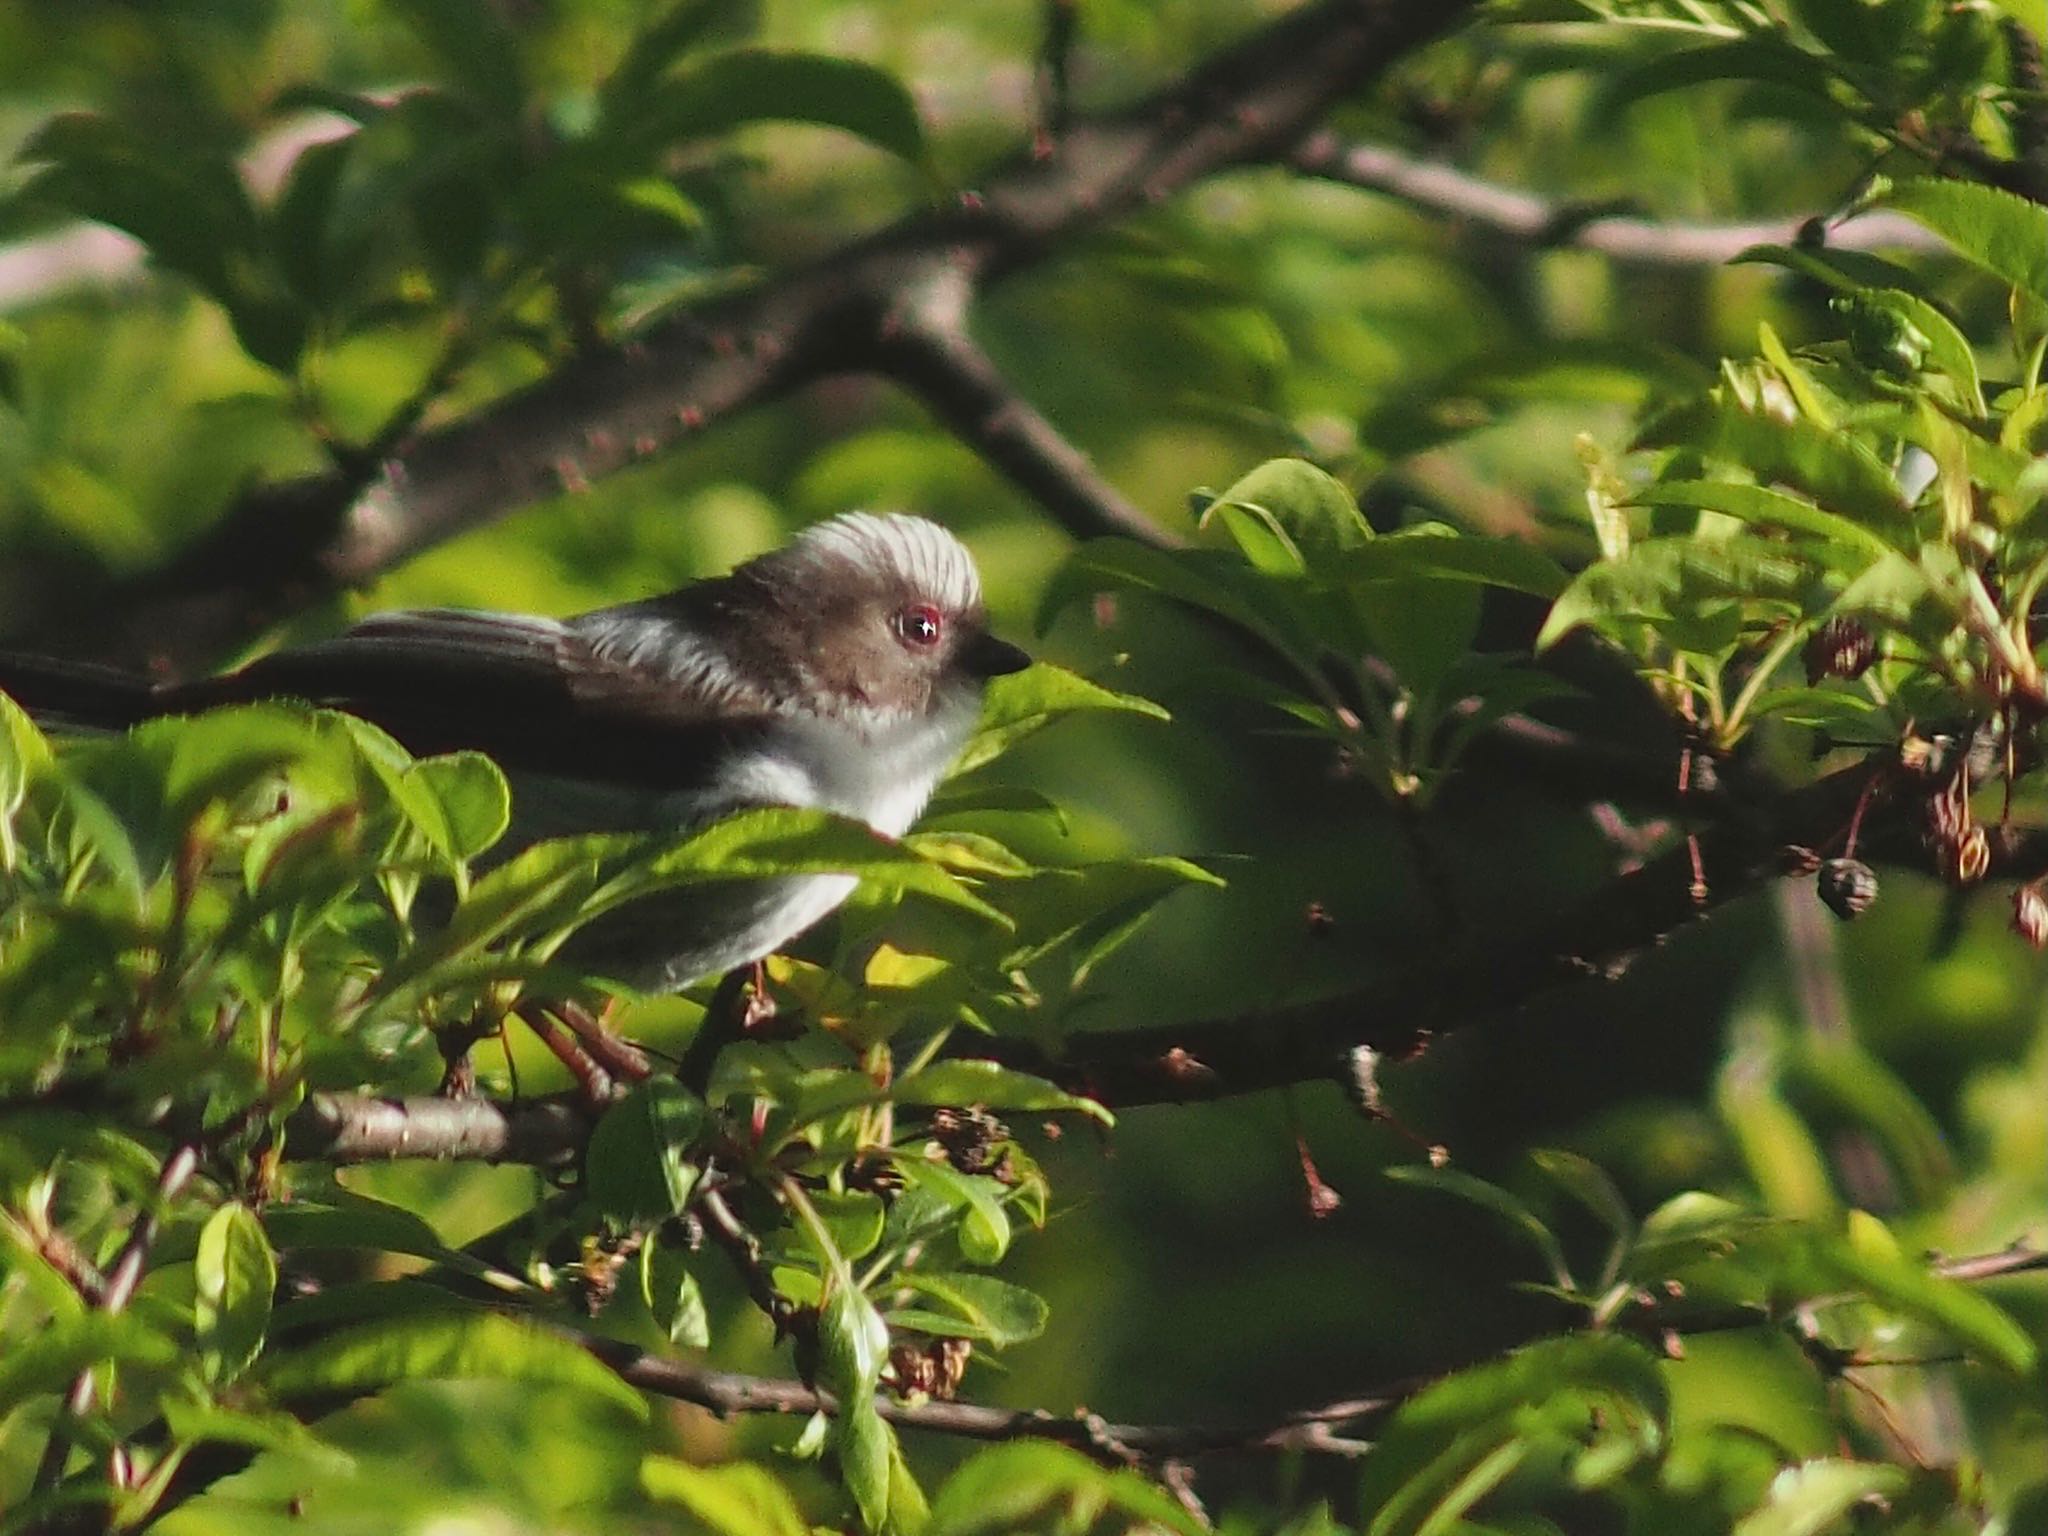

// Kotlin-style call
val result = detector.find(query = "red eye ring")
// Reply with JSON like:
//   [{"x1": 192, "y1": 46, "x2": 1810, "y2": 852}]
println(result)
[{"x1": 895, "y1": 602, "x2": 944, "y2": 648}]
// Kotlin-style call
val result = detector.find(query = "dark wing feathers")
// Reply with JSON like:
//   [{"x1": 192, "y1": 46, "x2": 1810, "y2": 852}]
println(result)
[{"x1": 2, "y1": 609, "x2": 777, "y2": 792}]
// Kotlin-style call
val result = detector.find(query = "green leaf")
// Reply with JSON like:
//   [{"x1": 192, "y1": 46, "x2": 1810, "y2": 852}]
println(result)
[
  {"x1": 891, "y1": 1059, "x2": 1111, "y2": 1124},
  {"x1": 635, "y1": 49, "x2": 929, "y2": 167},
  {"x1": 1038, "y1": 539, "x2": 1329, "y2": 679},
  {"x1": 159, "y1": 1400, "x2": 352, "y2": 1469},
  {"x1": 639, "y1": 1237, "x2": 713, "y2": 1348},
  {"x1": 1731, "y1": 1458, "x2": 1909, "y2": 1536},
  {"x1": 389, "y1": 0, "x2": 525, "y2": 116},
  {"x1": 0, "y1": 689, "x2": 51, "y2": 818},
  {"x1": 1601, "y1": 37, "x2": 1840, "y2": 117},
  {"x1": 596, "y1": 808, "x2": 1009, "y2": 930},
  {"x1": 817, "y1": 1278, "x2": 893, "y2": 1530},
  {"x1": 641, "y1": 1457, "x2": 809, "y2": 1536},
  {"x1": 1822, "y1": 1242, "x2": 2036, "y2": 1373},
  {"x1": 806, "y1": 1189, "x2": 888, "y2": 1264},
  {"x1": 1883, "y1": 178, "x2": 2048, "y2": 304},
  {"x1": 604, "y1": 0, "x2": 752, "y2": 108},
  {"x1": 952, "y1": 664, "x2": 1167, "y2": 778},
  {"x1": 1338, "y1": 527, "x2": 1570, "y2": 599},
  {"x1": 585, "y1": 1077, "x2": 708, "y2": 1225},
  {"x1": 407, "y1": 752, "x2": 510, "y2": 864},
  {"x1": 1636, "y1": 390, "x2": 1906, "y2": 527},
  {"x1": 1537, "y1": 535, "x2": 1824, "y2": 652},
  {"x1": 1625, "y1": 481, "x2": 1893, "y2": 561},
  {"x1": 1200, "y1": 457, "x2": 1371, "y2": 568},
  {"x1": 887, "y1": 1272, "x2": 1049, "y2": 1346},
  {"x1": 1358, "y1": 1334, "x2": 1667, "y2": 1535},
  {"x1": 259, "y1": 1312, "x2": 648, "y2": 1417},
  {"x1": 840, "y1": 1395, "x2": 894, "y2": 1532},
  {"x1": 895, "y1": 1158, "x2": 1012, "y2": 1264},
  {"x1": 1842, "y1": 290, "x2": 1984, "y2": 412},
  {"x1": 195, "y1": 1202, "x2": 277, "y2": 1383},
  {"x1": 1387, "y1": 1164, "x2": 1572, "y2": 1291},
  {"x1": 19, "y1": 114, "x2": 304, "y2": 369},
  {"x1": 0, "y1": 1312, "x2": 178, "y2": 1417},
  {"x1": 926, "y1": 1442, "x2": 1206, "y2": 1536}
]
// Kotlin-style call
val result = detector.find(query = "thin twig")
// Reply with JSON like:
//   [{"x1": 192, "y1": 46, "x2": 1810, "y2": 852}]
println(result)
[
  {"x1": 31, "y1": 1144, "x2": 200, "y2": 1502},
  {"x1": 1289, "y1": 133, "x2": 1952, "y2": 265}
]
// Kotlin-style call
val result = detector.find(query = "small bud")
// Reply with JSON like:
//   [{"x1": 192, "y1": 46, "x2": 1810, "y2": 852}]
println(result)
[
  {"x1": 1803, "y1": 617, "x2": 1877, "y2": 683},
  {"x1": 1926, "y1": 773, "x2": 1971, "y2": 845},
  {"x1": 1898, "y1": 733, "x2": 1942, "y2": 779},
  {"x1": 1818, "y1": 858, "x2": 1879, "y2": 920},
  {"x1": 1952, "y1": 824, "x2": 1991, "y2": 885},
  {"x1": 2014, "y1": 884, "x2": 2048, "y2": 950}
]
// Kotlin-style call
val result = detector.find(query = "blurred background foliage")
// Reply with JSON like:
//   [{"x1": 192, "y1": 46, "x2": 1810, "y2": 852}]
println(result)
[{"x1": 5, "y1": 0, "x2": 2048, "y2": 1532}]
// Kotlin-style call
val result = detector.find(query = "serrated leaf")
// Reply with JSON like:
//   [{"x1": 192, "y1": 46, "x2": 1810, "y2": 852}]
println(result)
[
  {"x1": 1537, "y1": 535, "x2": 1823, "y2": 652},
  {"x1": 599, "y1": 807, "x2": 1008, "y2": 929},
  {"x1": 1636, "y1": 392, "x2": 1906, "y2": 527},
  {"x1": 952, "y1": 664, "x2": 1167, "y2": 778},
  {"x1": 1822, "y1": 1242, "x2": 2036, "y2": 1373},
  {"x1": 639, "y1": 1237, "x2": 713, "y2": 1348},
  {"x1": 408, "y1": 752, "x2": 510, "y2": 863},
  {"x1": 634, "y1": 49, "x2": 928, "y2": 167},
  {"x1": 887, "y1": 1272, "x2": 1049, "y2": 1345},
  {"x1": 259, "y1": 1312, "x2": 647, "y2": 1417},
  {"x1": 159, "y1": 1400, "x2": 353, "y2": 1469},
  {"x1": 1201, "y1": 457, "x2": 1370, "y2": 567},
  {"x1": 0, "y1": 1312, "x2": 178, "y2": 1417},
  {"x1": 641, "y1": 1457, "x2": 808, "y2": 1536},
  {"x1": 586, "y1": 1077, "x2": 708, "y2": 1225},
  {"x1": 926, "y1": 1442, "x2": 1207, "y2": 1536},
  {"x1": 1883, "y1": 178, "x2": 2048, "y2": 304},
  {"x1": 1358, "y1": 1334, "x2": 1667, "y2": 1534},
  {"x1": 195, "y1": 1202, "x2": 277, "y2": 1383},
  {"x1": 892, "y1": 1058, "x2": 1110, "y2": 1124},
  {"x1": 895, "y1": 1157, "x2": 1011, "y2": 1263},
  {"x1": 1387, "y1": 1164, "x2": 1572, "y2": 1290},
  {"x1": 1339, "y1": 527, "x2": 1569, "y2": 599},
  {"x1": 1625, "y1": 481, "x2": 1892, "y2": 561}
]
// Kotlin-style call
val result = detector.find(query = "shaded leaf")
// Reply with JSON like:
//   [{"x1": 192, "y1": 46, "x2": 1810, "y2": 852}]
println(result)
[
  {"x1": 260, "y1": 1312, "x2": 647, "y2": 1417},
  {"x1": 195, "y1": 1202, "x2": 277, "y2": 1383}
]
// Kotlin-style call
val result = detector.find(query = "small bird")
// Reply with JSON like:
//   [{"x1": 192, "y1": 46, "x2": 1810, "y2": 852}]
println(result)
[{"x1": 0, "y1": 513, "x2": 1029, "y2": 988}]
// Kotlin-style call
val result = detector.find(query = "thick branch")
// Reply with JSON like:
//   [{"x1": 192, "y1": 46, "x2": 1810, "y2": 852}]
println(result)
[
  {"x1": 1290, "y1": 133, "x2": 1952, "y2": 265},
  {"x1": 276, "y1": 752, "x2": 1983, "y2": 1161},
  {"x1": 283, "y1": 1091, "x2": 588, "y2": 1165},
  {"x1": 875, "y1": 282, "x2": 1173, "y2": 547},
  {"x1": 27, "y1": 0, "x2": 1477, "y2": 666}
]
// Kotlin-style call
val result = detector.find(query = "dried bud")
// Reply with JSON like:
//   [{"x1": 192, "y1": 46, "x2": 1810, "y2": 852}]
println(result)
[
  {"x1": 1779, "y1": 845, "x2": 1824, "y2": 876},
  {"x1": 2014, "y1": 884, "x2": 2048, "y2": 950},
  {"x1": 886, "y1": 1337, "x2": 973, "y2": 1400},
  {"x1": 1898, "y1": 733, "x2": 1943, "y2": 779},
  {"x1": 1803, "y1": 617, "x2": 1877, "y2": 683},
  {"x1": 1952, "y1": 824, "x2": 1992, "y2": 886},
  {"x1": 930, "y1": 1106, "x2": 1007, "y2": 1176},
  {"x1": 1818, "y1": 858, "x2": 1879, "y2": 920}
]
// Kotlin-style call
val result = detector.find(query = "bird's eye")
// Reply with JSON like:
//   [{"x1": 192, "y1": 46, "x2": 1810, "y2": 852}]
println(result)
[{"x1": 894, "y1": 602, "x2": 944, "y2": 648}]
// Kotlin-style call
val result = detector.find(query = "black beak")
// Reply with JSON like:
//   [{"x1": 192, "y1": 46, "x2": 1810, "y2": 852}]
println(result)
[{"x1": 962, "y1": 629, "x2": 1031, "y2": 678}]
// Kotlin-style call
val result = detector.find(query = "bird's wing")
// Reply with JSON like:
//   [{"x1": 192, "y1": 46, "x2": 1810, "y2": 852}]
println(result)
[{"x1": 175, "y1": 608, "x2": 780, "y2": 790}]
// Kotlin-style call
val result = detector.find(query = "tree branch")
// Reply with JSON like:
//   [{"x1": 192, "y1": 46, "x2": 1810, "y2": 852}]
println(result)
[
  {"x1": 587, "y1": 1235, "x2": 2048, "y2": 1458},
  {"x1": 273, "y1": 748, "x2": 1998, "y2": 1162},
  {"x1": 1289, "y1": 133, "x2": 1952, "y2": 265},
  {"x1": 23, "y1": 0, "x2": 1478, "y2": 667},
  {"x1": 584, "y1": 1338, "x2": 1391, "y2": 1460},
  {"x1": 283, "y1": 1090, "x2": 588, "y2": 1165}
]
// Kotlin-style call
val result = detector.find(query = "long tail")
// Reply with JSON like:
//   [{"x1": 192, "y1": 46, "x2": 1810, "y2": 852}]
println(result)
[{"x1": 0, "y1": 653, "x2": 163, "y2": 730}]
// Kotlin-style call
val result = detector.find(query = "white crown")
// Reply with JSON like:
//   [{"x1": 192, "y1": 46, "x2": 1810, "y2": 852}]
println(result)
[{"x1": 791, "y1": 513, "x2": 983, "y2": 611}]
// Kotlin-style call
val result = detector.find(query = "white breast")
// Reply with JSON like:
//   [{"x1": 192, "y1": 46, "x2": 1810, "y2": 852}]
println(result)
[{"x1": 685, "y1": 688, "x2": 979, "y2": 835}]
